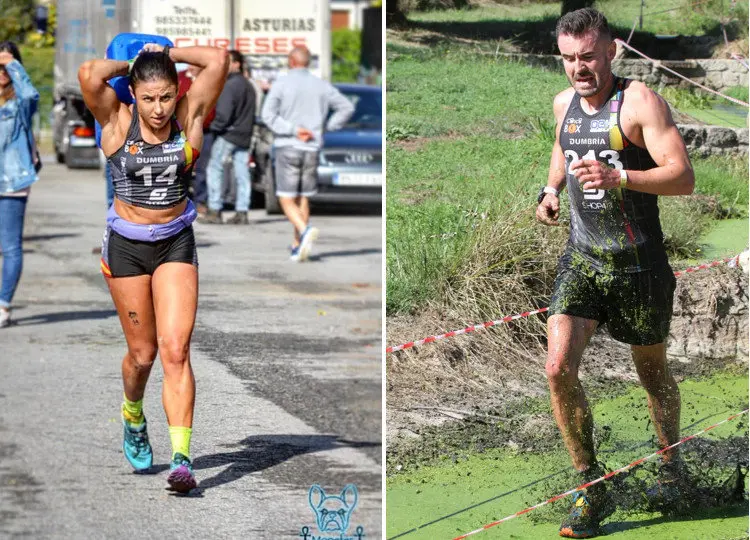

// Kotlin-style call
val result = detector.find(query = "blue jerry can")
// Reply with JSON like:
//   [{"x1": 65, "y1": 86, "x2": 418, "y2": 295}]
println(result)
[{"x1": 96, "y1": 33, "x2": 174, "y2": 147}]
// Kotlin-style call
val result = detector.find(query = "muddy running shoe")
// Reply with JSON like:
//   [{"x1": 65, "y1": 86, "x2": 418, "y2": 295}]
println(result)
[
  {"x1": 123, "y1": 418, "x2": 153, "y2": 472},
  {"x1": 560, "y1": 468, "x2": 615, "y2": 538},
  {"x1": 167, "y1": 453, "x2": 197, "y2": 493},
  {"x1": 646, "y1": 458, "x2": 694, "y2": 515}
]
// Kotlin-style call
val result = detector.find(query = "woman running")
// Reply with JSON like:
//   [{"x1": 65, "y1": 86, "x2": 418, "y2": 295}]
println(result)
[
  {"x1": 78, "y1": 43, "x2": 228, "y2": 492},
  {"x1": 0, "y1": 41, "x2": 40, "y2": 329}
]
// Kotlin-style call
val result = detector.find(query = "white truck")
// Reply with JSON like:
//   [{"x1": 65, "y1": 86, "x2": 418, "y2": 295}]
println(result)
[{"x1": 53, "y1": 0, "x2": 331, "y2": 167}]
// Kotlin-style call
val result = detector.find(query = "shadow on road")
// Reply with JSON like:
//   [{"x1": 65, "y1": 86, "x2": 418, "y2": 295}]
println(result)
[
  {"x1": 311, "y1": 248, "x2": 381, "y2": 261},
  {"x1": 13, "y1": 309, "x2": 118, "y2": 326},
  {"x1": 193, "y1": 434, "x2": 380, "y2": 491},
  {"x1": 23, "y1": 233, "x2": 81, "y2": 242}
]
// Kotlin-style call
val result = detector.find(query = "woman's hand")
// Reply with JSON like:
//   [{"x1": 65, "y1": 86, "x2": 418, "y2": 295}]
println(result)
[{"x1": 0, "y1": 51, "x2": 14, "y2": 66}]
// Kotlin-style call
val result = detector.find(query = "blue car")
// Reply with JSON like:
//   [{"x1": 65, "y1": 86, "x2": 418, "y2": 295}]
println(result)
[{"x1": 254, "y1": 83, "x2": 382, "y2": 214}]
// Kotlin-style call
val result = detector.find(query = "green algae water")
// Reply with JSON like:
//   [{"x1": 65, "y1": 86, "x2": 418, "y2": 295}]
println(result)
[
  {"x1": 387, "y1": 373, "x2": 748, "y2": 539},
  {"x1": 699, "y1": 218, "x2": 749, "y2": 262}
]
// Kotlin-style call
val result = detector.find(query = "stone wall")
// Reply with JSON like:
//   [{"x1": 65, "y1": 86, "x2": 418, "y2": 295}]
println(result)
[
  {"x1": 493, "y1": 53, "x2": 749, "y2": 92},
  {"x1": 677, "y1": 124, "x2": 749, "y2": 157},
  {"x1": 612, "y1": 59, "x2": 749, "y2": 92}
]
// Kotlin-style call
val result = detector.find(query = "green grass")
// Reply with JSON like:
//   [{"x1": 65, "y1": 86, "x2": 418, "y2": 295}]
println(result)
[
  {"x1": 408, "y1": 3, "x2": 559, "y2": 24},
  {"x1": 693, "y1": 155, "x2": 749, "y2": 211},
  {"x1": 19, "y1": 45, "x2": 54, "y2": 128},
  {"x1": 387, "y1": 371, "x2": 749, "y2": 539},
  {"x1": 405, "y1": 0, "x2": 748, "y2": 40},
  {"x1": 387, "y1": 50, "x2": 566, "y2": 140},
  {"x1": 386, "y1": 136, "x2": 553, "y2": 313},
  {"x1": 661, "y1": 86, "x2": 750, "y2": 128}
]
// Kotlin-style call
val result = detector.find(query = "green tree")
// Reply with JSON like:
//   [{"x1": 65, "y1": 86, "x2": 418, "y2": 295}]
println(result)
[
  {"x1": 332, "y1": 28, "x2": 361, "y2": 83},
  {"x1": 0, "y1": 0, "x2": 34, "y2": 41}
]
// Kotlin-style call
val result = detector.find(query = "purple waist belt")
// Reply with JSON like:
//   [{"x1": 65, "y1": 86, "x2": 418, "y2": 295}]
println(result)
[{"x1": 106, "y1": 199, "x2": 197, "y2": 242}]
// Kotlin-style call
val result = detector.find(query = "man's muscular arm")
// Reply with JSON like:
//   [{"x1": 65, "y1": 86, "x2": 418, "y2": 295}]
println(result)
[
  {"x1": 537, "y1": 90, "x2": 573, "y2": 226},
  {"x1": 571, "y1": 82, "x2": 694, "y2": 196}
]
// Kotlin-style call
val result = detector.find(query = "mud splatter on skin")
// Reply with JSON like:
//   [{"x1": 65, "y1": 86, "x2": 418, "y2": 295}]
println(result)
[{"x1": 128, "y1": 311, "x2": 140, "y2": 326}]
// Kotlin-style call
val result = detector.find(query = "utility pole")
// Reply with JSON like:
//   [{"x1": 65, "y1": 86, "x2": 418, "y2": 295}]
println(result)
[{"x1": 639, "y1": 0, "x2": 644, "y2": 30}]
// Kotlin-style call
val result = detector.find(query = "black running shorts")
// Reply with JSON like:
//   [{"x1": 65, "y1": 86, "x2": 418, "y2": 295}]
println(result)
[
  {"x1": 101, "y1": 226, "x2": 198, "y2": 278},
  {"x1": 548, "y1": 248, "x2": 676, "y2": 345}
]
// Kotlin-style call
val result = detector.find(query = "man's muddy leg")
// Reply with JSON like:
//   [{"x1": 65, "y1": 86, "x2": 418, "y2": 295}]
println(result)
[{"x1": 546, "y1": 314, "x2": 600, "y2": 472}]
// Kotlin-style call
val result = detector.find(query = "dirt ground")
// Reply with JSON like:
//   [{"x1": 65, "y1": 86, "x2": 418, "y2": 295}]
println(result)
[{"x1": 386, "y1": 265, "x2": 749, "y2": 462}]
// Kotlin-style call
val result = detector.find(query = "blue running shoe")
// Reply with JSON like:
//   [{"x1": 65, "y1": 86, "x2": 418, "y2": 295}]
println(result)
[
  {"x1": 298, "y1": 226, "x2": 319, "y2": 261},
  {"x1": 168, "y1": 453, "x2": 197, "y2": 493},
  {"x1": 290, "y1": 244, "x2": 301, "y2": 262},
  {"x1": 122, "y1": 418, "x2": 153, "y2": 472}
]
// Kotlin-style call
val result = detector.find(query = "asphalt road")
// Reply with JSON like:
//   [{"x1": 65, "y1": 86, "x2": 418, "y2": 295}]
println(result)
[{"x1": 0, "y1": 162, "x2": 382, "y2": 539}]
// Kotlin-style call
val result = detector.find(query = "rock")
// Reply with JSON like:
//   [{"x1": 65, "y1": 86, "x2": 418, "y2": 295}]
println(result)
[
  {"x1": 706, "y1": 127, "x2": 738, "y2": 147},
  {"x1": 722, "y1": 71, "x2": 743, "y2": 88},
  {"x1": 701, "y1": 59, "x2": 728, "y2": 72},
  {"x1": 706, "y1": 71, "x2": 725, "y2": 89},
  {"x1": 669, "y1": 269, "x2": 749, "y2": 361}
]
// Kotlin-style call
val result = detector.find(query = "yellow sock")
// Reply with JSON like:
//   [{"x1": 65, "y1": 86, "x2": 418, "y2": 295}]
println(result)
[
  {"x1": 169, "y1": 426, "x2": 192, "y2": 460},
  {"x1": 122, "y1": 395, "x2": 144, "y2": 426}
]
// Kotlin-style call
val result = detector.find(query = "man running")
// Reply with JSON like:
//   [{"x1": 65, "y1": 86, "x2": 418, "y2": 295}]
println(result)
[{"x1": 536, "y1": 8, "x2": 695, "y2": 538}]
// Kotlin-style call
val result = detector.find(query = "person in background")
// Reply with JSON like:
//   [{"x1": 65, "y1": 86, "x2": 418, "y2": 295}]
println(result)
[
  {"x1": 261, "y1": 46, "x2": 354, "y2": 262},
  {"x1": 0, "y1": 41, "x2": 40, "y2": 328},
  {"x1": 200, "y1": 50, "x2": 256, "y2": 225}
]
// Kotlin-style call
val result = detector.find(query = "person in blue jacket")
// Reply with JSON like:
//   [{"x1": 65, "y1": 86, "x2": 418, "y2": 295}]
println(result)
[{"x1": 0, "y1": 41, "x2": 40, "y2": 329}]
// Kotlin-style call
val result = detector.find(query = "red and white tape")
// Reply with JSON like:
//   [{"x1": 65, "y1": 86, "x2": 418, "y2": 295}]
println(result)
[
  {"x1": 387, "y1": 255, "x2": 741, "y2": 354},
  {"x1": 452, "y1": 408, "x2": 749, "y2": 540}
]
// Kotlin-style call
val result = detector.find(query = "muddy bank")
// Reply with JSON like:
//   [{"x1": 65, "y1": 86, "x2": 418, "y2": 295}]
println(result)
[{"x1": 387, "y1": 266, "x2": 748, "y2": 466}]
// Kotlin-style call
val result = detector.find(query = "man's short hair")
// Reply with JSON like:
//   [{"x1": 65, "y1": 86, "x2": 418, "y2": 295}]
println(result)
[
  {"x1": 229, "y1": 49, "x2": 244, "y2": 70},
  {"x1": 556, "y1": 8, "x2": 612, "y2": 41}
]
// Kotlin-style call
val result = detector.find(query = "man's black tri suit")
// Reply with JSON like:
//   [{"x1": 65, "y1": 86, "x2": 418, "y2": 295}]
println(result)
[
  {"x1": 560, "y1": 77, "x2": 665, "y2": 273},
  {"x1": 550, "y1": 77, "x2": 676, "y2": 345}
]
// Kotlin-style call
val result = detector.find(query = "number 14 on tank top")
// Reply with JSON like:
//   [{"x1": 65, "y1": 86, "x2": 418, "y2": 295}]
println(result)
[{"x1": 134, "y1": 164, "x2": 178, "y2": 202}]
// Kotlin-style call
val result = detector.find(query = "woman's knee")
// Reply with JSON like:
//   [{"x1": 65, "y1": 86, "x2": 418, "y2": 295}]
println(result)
[
  {"x1": 127, "y1": 344, "x2": 158, "y2": 370},
  {"x1": 158, "y1": 336, "x2": 190, "y2": 367}
]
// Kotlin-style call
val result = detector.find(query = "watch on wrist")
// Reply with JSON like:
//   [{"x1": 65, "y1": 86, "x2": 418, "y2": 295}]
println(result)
[
  {"x1": 162, "y1": 45, "x2": 171, "y2": 59},
  {"x1": 619, "y1": 169, "x2": 628, "y2": 189},
  {"x1": 537, "y1": 186, "x2": 559, "y2": 204}
]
